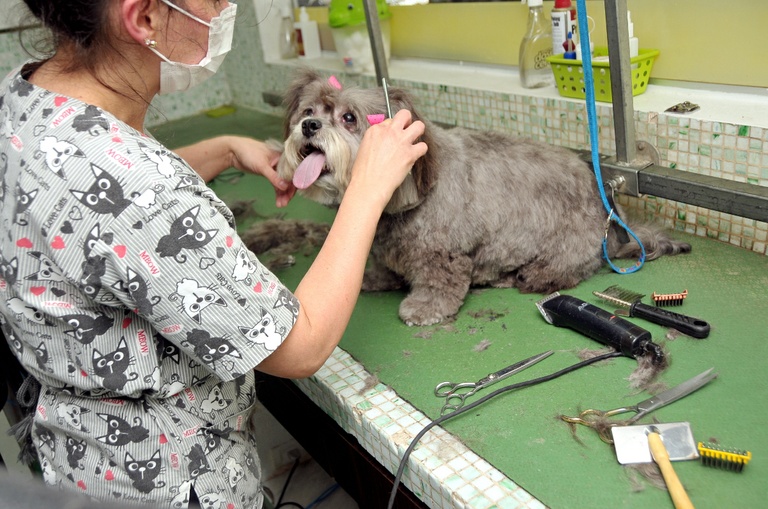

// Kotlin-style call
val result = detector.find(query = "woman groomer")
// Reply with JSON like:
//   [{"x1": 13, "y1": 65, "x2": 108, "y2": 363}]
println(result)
[{"x1": 0, "y1": 1, "x2": 426, "y2": 506}]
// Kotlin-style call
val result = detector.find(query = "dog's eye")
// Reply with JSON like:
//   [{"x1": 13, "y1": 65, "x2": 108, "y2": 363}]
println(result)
[
  {"x1": 302, "y1": 108, "x2": 313, "y2": 117},
  {"x1": 342, "y1": 112, "x2": 356, "y2": 124}
]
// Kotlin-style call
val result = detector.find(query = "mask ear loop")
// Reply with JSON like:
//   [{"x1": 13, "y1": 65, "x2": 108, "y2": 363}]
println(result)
[{"x1": 160, "y1": 0, "x2": 213, "y2": 27}]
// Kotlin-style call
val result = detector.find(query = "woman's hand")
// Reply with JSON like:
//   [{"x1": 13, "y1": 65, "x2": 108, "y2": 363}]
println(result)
[
  {"x1": 227, "y1": 137, "x2": 296, "y2": 208},
  {"x1": 349, "y1": 109, "x2": 428, "y2": 211}
]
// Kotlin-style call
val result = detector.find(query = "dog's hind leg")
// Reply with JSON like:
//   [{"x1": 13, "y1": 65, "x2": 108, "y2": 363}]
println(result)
[
  {"x1": 398, "y1": 252, "x2": 473, "y2": 326},
  {"x1": 609, "y1": 224, "x2": 691, "y2": 261},
  {"x1": 512, "y1": 253, "x2": 602, "y2": 295},
  {"x1": 362, "y1": 261, "x2": 405, "y2": 291}
]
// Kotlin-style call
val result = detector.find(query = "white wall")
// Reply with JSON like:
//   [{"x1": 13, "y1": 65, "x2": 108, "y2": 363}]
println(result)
[{"x1": 0, "y1": 0, "x2": 31, "y2": 31}]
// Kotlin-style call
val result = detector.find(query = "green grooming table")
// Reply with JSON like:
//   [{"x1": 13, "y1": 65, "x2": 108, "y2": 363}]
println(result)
[{"x1": 153, "y1": 107, "x2": 767, "y2": 509}]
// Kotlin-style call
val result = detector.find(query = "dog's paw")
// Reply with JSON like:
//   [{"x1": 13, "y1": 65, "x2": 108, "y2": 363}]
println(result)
[
  {"x1": 398, "y1": 292, "x2": 462, "y2": 327},
  {"x1": 401, "y1": 313, "x2": 446, "y2": 327}
]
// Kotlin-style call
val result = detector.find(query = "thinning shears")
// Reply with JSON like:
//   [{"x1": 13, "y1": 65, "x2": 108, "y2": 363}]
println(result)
[
  {"x1": 434, "y1": 350, "x2": 554, "y2": 415},
  {"x1": 561, "y1": 367, "x2": 718, "y2": 443}
]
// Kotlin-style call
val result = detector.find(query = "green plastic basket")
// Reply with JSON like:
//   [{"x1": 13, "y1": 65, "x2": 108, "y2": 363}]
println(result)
[{"x1": 546, "y1": 47, "x2": 659, "y2": 102}]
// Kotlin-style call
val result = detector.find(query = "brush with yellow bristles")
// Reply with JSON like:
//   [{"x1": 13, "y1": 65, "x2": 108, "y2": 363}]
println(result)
[{"x1": 698, "y1": 442, "x2": 752, "y2": 472}]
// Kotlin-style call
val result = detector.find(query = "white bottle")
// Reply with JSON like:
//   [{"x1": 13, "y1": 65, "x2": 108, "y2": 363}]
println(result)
[
  {"x1": 294, "y1": 7, "x2": 321, "y2": 59},
  {"x1": 627, "y1": 11, "x2": 639, "y2": 59},
  {"x1": 519, "y1": 0, "x2": 554, "y2": 89},
  {"x1": 551, "y1": 0, "x2": 574, "y2": 56},
  {"x1": 574, "y1": 30, "x2": 593, "y2": 61},
  {"x1": 278, "y1": 5, "x2": 297, "y2": 59}
]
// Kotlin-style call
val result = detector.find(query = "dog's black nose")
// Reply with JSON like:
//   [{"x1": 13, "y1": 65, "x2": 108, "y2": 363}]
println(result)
[{"x1": 301, "y1": 118, "x2": 322, "y2": 138}]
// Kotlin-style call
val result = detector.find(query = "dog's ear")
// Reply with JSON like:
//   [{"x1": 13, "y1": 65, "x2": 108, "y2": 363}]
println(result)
[
  {"x1": 387, "y1": 88, "x2": 439, "y2": 198},
  {"x1": 282, "y1": 68, "x2": 324, "y2": 138}
]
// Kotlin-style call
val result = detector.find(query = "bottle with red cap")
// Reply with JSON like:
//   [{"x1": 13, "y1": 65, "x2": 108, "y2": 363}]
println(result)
[{"x1": 551, "y1": 0, "x2": 577, "y2": 56}]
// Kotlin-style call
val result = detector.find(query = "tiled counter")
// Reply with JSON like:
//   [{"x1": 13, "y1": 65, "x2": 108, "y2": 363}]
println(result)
[
  {"x1": 294, "y1": 347, "x2": 545, "y2": 509},
  {"x1": 156, "y1": 108, "x2": 767, "y2": 509}
]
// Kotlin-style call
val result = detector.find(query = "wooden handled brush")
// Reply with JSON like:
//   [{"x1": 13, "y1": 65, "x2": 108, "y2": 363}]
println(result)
[
  {"x1": 648, "y1": 431, "x2": 695, "y2": 509},
  {"x1": 593, "y1": 285, "x2": 711, "y2": 339}
]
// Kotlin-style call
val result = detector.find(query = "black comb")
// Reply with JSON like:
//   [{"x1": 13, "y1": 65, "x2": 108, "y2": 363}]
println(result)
[{"x1": 593, "y1": 285, "x2": 710, "y2": 339}]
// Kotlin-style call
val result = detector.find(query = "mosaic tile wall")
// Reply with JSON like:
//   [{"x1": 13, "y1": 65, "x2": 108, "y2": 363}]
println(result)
[{"x1": 1, "y1": 0, "x2": 765, "y2": 257}]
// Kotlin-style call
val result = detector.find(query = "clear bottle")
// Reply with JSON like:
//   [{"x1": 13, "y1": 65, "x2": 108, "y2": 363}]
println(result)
[
  {"x1": 278, "y1": 5, "x2": 298, "y2": 59},
  {"x1": 519, "y1": 0, "x2": 554, "y2": 89}
]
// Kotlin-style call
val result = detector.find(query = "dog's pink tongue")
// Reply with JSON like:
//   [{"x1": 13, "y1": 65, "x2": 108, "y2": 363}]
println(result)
[{"x1": 293, "y1": 152, "x2": 326, "y2": 190}]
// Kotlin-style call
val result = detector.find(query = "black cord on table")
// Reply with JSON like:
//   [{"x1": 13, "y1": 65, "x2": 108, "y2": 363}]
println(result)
[{"x1": 386, "y1": 351, "x2": 624, "y2": 509}]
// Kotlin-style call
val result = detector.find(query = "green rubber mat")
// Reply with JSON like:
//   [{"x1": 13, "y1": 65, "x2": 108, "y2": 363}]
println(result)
[{"x1": 154, "y1": 107, "x2": 768, "y2": 509}]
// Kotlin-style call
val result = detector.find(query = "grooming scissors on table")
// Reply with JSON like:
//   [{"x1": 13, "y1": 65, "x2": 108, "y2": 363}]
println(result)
[
  {"x1": 561, "y1": 367, "x2": 717, "y2": 443},
  {"x1": 434, "y1": 350, "x2": 554, "y2": 415}
]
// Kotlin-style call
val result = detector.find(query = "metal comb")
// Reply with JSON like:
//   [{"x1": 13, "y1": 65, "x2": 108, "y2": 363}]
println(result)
[
  {"x1": 652, "y1": 290, "x2": 688, "y2": 307},
  {"x1": 593, "y1": 285, "x2": 710, "y2": 339}
]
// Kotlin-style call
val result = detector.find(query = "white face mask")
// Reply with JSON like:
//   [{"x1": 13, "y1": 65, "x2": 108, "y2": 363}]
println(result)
[{"x1": 148, "y1": 1, "x2": 238, "y2": 95}]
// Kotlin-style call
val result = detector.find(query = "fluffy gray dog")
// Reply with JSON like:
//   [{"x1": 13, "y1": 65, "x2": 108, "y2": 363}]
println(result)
[{"x1": 277, "y1": 69, "x2": 690, "y2": 326}]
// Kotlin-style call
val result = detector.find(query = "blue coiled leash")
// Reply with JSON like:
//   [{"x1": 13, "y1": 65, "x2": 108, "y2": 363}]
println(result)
[{"x1": 575, "y1": 0, "x2": 645, "y2": 274}]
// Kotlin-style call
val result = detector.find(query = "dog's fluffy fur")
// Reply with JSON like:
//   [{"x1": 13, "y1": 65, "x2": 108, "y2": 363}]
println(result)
[{"x1": 277, "y1": 69, "x2": 691, "y2": 326}]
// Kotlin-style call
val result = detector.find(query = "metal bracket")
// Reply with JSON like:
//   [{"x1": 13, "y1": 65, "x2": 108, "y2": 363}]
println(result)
[
  {"x1": 575, "y1": 144, "x2": 768, "y2": 222},
  {"x1": 599, "y1": 140, "x2": 659, "y2": 196},
  {"x1": 576, "y1": 139, "x2": 657, "y2": 197}
]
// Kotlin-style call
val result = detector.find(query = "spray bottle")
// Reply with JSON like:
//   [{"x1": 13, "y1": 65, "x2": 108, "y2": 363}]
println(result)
[
  {"x1": 278, "y1": 5, "x2": 298, "y2": 59},
  {"x1": 551, "y1": 0, "x2": 576, "y2": 56},
  {"x1": 519, "y1": 0, "x2": 554, "y2": 89}
]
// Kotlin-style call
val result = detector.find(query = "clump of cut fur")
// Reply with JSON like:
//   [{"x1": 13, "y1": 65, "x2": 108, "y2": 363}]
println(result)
[
  {"x1": 575, "y1": 344, "x2": 670, "y2": 392},
  {"x1": 624, "y1": 463, "x2": 667, "y2": 492},
  {"x1": 576, "y1": 347, "x2": 617, "y2": 361},
  {"x1": 241, "y1": 218, "x2": 329, "y2": 254},
  {"x1": 473, "y1": 339, "x2": 492, "y2": 352},
  {"x1": 240, "y1": 218, "x2": 329, "y2": 271},
  {"x1": 627, "y1": 346, "x2": 670, "y2": 392},
  {"x1": 358, "y1": 374, "x2": 380, "y2": 395}
]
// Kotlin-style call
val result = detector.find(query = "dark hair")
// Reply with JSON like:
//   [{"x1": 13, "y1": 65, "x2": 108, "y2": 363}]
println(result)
[
  {"x1": 20, "y1": 1, "x2": 187, "y2": 71},
  {"x1": 19, "y1": 0, "x2": 184, "y2": 107},
  {"x1": 23, "y1": 0, "x2": 110, "y2": 50}
]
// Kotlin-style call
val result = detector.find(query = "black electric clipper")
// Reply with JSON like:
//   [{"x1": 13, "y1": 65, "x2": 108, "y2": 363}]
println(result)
[{"x1": 536, "y1": 292, "x2": 665, "y2": 365}]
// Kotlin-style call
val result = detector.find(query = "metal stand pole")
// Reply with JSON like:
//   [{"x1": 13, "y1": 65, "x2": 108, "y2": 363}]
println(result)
[
  {"x1": 362, "y1": 0, "x2": 389, "y2": 83},
  {"x1": 604, "y1": 0, "x2": 638, "y2": 165}
]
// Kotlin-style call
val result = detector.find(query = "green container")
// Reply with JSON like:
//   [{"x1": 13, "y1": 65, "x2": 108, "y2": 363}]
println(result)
[
  {"x1": 546, "y1": 47, "x2": 660, "y2": 102},
  {"x1": 328, "y1": 0, "x2": 391, "y2": 28}
]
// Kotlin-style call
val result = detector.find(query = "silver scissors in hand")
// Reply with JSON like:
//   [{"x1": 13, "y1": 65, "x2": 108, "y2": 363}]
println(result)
[{"x1": 434, "y1": 350, "x2": 554, "y2": 415}]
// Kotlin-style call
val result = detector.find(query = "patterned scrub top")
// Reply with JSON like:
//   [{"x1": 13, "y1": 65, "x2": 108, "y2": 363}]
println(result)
[{"x1": 0, "y1": 63, "x2": 300, "y2": 508}]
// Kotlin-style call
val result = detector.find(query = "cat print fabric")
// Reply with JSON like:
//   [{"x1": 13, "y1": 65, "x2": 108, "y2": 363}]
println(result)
[{"x1": 0, "y1": 64, "x2": 300, "y2": 508}]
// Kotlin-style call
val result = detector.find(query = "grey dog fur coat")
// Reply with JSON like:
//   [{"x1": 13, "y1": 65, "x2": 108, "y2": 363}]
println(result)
[{"x1": 277, "y1": 69, "x2": 690, "y2": 326}]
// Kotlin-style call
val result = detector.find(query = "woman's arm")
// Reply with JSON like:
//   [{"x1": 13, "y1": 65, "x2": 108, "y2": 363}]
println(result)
[
  {"x1": 255, "y1": 110, "x2": 427, "y2": 378},
  {"x1": 174, "y1": 135, "x2": 296, "y2": 207}
]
